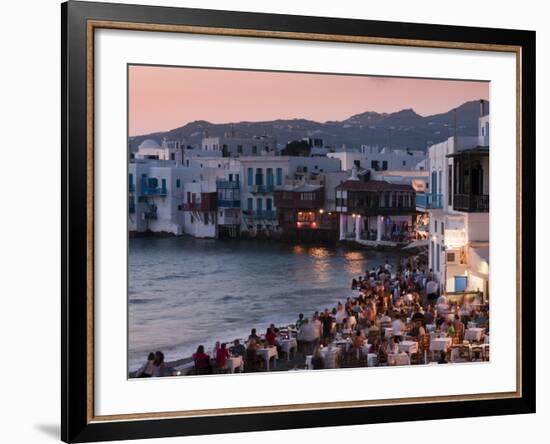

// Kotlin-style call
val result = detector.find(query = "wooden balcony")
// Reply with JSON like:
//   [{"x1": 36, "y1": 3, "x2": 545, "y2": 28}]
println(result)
[{"x1": 452, "y1": 194, "x2": 489, "y2": 212}]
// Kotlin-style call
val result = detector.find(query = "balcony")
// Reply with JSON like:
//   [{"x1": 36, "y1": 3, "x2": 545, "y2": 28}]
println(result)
[
  {"x1": 244, "y1": 209, "x2": 277, "y2": 220},
  {"x1": 452, "y1": 194, "x2": 489, "y2": 212},
  {"x1": 216, "y1": 179, "x2": 240, "y2": 189},
  {"x1": 183, "y1": 201, "x2": 217, "y2": 212},
  {"x1": 218, "y1": 199, "x2": 241, "y2": 208},
  {"x1": 416, "y1": 193, "x2": 443, "y2": 210},
  {"x1": 183, "y1": 192, "x2": 217, "y2": 211},
  {"x1": 141, "y1": 186, "x2": 167, "y2": 197},
  {"x1": 250, "y1": 184, "x2": 274, "y2": 194}
]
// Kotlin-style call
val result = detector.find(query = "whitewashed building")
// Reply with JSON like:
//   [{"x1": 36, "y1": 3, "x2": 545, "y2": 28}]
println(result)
[
  {"x1": 239, "y1": 156, "x2": 340, "y2": 234},
  {"x1": 419, "y1": 100, "x2": 490, "y2": 301},
  {"x1": 201, "y1": 134, "x2": 277, "y2": 157},
  {"x1": 128, "y1": 160, "x2": 190, "y2": 235},
  {"x1": 328, "y1": 146, "x2": 426, "y2": 172}
]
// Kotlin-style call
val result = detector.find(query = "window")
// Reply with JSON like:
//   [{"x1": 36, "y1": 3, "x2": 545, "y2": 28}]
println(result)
[
  {"x1": 436, "y1": 244, "x2": 440, "y2": 272},
  {"x1": 438, "y1": 170, "x2": 442, "y2": 194},
  {"x1": 128, "y1": 173, "x2": 133, "y2": 190},
  {"x1": 402, "y1": 160, "x2": 406, "y2": 166},
  {"x1": 252, "y1": 145, "x2": 257, "y2": 154},
  {"x1": 255, "y1": 168, "x2": 263, "y2": 186},
  {"x1": 247, "y1": 168, "x2": 253, "y2": 186},
  {"x1": 161, "y1": 178, "x2": 167, "y2": 191},
  {"x1": 235, "y1": 174, "x2": 239, "y2": 183},
  {"x1": 256, "y1": 198, "x2": 263, "y2": 212},
  {"x1": 237, "y1": 145, "x2": 243, "y2": 154},
  {"x1": 266, "y1": 168, "x2": 274, "y2": 187},
  {"x1": 382, "y1": 160, "x2": 388, "y2": 170},
  {"x1": 176, "y1": 179, "x2": 181, "y2": 188},
  {"x1": 371, "y1": 160, "x2": 379, "y2": 170},
  {"x1": 435, "y1": 220, "x2": 438, "y2": 232},
  {"x1": 190, "y1": 215, "x2": 194, "y2": 223},
  {"x1": 441, "y1": 222, "x2": 444, "y2": 235},
  {"x1": 266, "y1": 198, "x2": 273, "y2": 211},
  {"x1": 276, "y1": 168, "x2": 283, "y2": 186},
  {"x1": 448, "y1": 164, "x2": 453, "y2": 206},
  {"x1": 247, "y1": 197, "x2": 253, "y2": 211}
]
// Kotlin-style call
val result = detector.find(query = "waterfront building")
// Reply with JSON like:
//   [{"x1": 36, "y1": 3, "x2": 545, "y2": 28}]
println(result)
[
  {"x1": 128, "y1": 160, "x2": 190, "y2": 235},
  {"x1": 182, "y1": 180, "x2": 218, "y2": 238},
  {"x1": 335, "y1": 167, "x2": 418, "y2": 245},
  {"x1": 201, "y1": 134, "x2": 277, "y2": 157},
  {"x1": 239, "y1": 156, "x2": 340, "y2": 235},
  {"x1": 274, "y1": 174, "x2": 339, "y2": 240},
  {"x1": 418, "y1": 100, "x2": 489, "y2": 301},
  {"x1": 216, "y1": 168, "x2": 242, "y2": 238}
]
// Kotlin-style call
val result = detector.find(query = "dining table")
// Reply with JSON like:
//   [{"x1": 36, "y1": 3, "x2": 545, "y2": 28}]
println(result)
[
  {"x1": 464, "y1": 327, "x2": 485, "y2": 342},
  {"x1": 226, "y1": 355, "x2": 244, "y2": 373},
  {"x1": 257, "y1": 346, "x2": 278, "y2": 371},
  {"x1": 279, "y1": 338, "x2": 298, "y2": 360},
  {"x1": 398, "y1": 340, "x2": 419, "y2": 355}
]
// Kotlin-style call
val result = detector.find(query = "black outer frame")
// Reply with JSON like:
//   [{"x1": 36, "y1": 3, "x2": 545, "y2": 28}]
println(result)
[{"x1": 61, "y1": 1, "x2": 536, "y2": 442}]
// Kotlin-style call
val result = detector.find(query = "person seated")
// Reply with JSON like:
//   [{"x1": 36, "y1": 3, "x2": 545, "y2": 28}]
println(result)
[
  {"x1": 245, "y1": 339, "x2": 261, "y2": 371},
  {"x1": 311, "y1": 346, "x2": 325, "y2": 370},
  {"x1": 135, "y1": 352, "x2": 155, "y2": 378},
  {"x1": 248, "y1": 328, "x2": 259, "y2": 342},
  {"x1": 409, "y1": 320, "x2": 426, "y2": 339},
  {"x1": 230, "y1": 339, "x2": 246, "y2": 357},
  {"x1": 351, "y1": 331, "x2": 365, "y2": 358},
  {"x1": 476, "y1": 310, "x2": 489, "y2": 329},
  {"x1": 192, "y1": 345, "x2": 212, "y2": 375},
  {"x1": 391, "y1": 315, "x2": 405, "y2": 342},
  {"x1": 215, "y1": 343, "x2": 230, "y2": 372}
]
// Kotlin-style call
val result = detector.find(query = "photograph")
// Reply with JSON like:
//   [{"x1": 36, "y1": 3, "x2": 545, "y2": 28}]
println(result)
[{"x1": 127, "y1": 65, "x2": 491, "y2": 378}]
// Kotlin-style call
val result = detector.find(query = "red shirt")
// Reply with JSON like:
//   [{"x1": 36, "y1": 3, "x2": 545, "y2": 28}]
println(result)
[
  {"x1": 192, "y1": 352, "x2": 210, "y2": 369},
  {"x1": 216, "y1": 348, "x2": 229, "y2": 367},
  {"x1": 266, "y1": 330, "x2": 277, "y2": 347}
]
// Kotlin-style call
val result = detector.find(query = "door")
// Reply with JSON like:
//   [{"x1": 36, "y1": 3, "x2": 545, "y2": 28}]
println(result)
[{"x1": 454, "y1": 276, "x2": 468, "y2": 292}]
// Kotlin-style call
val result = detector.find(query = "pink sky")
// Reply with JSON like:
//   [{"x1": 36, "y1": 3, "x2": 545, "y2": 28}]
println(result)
[{"x1": 129, "y1": 65, "x2": 489, "y2": 137}]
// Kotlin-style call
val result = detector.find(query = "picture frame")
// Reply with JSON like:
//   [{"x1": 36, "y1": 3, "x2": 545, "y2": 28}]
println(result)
[{"x1": 61, "y1": 1, "x2": 536, "y2": 442}]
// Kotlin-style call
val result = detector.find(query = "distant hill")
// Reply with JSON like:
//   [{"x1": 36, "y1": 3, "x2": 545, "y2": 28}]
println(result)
[{"x1": 129, "y1": 100, "x2": 487, "y2": 153}]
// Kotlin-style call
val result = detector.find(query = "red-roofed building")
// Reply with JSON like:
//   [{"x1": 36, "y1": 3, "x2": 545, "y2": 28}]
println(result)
[{"x1": 335, "y1": 172, "x2": 418, "y2": 243}]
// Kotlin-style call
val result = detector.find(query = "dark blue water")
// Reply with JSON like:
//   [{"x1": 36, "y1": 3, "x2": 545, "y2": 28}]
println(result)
[{"x1": 128, "y1": 237, "x2": 407, "y2": 370}]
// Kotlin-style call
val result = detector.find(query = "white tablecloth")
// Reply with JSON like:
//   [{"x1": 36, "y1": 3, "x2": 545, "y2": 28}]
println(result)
[
  {"x1": 367, "y1": 353, "x2": 378, "y2": 367},
  {"x1": 398, "y1": 340, "x2": 419, "y2": 354},
  {"x1": 430, "y1": 337, "x2": 453, "y2": 352},
  {"x1": 226, "y1": 355, "x2": 244, "y2": 373},
  {"x1": 425, "y1": 324, "x2": 436, "y2": 332},
  {"x1": 388, "y1": 353, "x2": 411, "y2": 366},
  {"x1": 279, "y1": 338, "x2": 298, "y2": 359},
  {"x1": 320, "y1": 346, "x2": 341, "y2": 369},
  {"x1": 257, "y1": 346, "x2": 278, "y2": 371},
  {"x1": 464, "y1": 328, "x2": 485, "y2": 342}
]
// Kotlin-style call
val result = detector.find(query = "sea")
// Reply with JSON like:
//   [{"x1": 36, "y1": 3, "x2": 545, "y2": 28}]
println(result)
[{"x1": 128, "y1": 237, "x2": 410, "y2": 371}]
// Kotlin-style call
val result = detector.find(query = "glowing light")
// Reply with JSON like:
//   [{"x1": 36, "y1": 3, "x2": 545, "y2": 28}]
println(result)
[
  {"x1": 311, "y1": 222, "x2": 317, "y2": 228},
  {"x1": 319, "y1": 209, "x2": 324, "y2": 214}
]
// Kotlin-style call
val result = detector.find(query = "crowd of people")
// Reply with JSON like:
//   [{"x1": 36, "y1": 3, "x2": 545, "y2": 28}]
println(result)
[{"x1": 133, "y1": 255, "x2": 490, "y2": 377}]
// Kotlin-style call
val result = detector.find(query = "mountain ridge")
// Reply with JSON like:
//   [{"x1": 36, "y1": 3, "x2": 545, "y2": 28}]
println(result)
[{"x1": 129, "y1": 100, "x2": 487, "y2": 152}]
